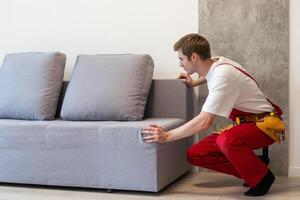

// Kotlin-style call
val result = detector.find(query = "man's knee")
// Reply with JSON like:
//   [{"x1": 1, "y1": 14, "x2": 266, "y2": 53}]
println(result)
[{"x1": 186, "y1": 146, "x2": 207, "y2": 166}]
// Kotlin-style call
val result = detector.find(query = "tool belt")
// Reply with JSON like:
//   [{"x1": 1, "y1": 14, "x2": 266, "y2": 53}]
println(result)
[
  {"x1": 216, "y1": 112, "x2": 285, "y2": 143},
  {"x1": 234, "y1": 112, "x2": 270, "y2": 124}
]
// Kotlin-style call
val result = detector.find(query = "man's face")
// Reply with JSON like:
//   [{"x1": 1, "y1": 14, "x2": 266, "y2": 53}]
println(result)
[{"x1": 178, "y1": 50, "x2": 195, "y2": 75}]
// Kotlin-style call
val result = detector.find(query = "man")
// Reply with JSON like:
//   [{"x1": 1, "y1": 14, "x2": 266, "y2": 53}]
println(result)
[{"x1": 141, "y1": 33, "x2": 284, "y2": 197}]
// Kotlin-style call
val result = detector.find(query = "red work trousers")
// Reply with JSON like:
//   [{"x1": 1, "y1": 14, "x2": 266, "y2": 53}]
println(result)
[{"x1": 186, "y1": 123, "x2": 274, "y2": 187}]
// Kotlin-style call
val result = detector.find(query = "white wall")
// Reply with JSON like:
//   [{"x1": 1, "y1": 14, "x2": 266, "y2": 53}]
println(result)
[
  {"x1": 0, "y1": 0, "x2": 198, "y2": 80},
  {"x1": 289, "y1": 0, "x2": 300, "y2": 177}
]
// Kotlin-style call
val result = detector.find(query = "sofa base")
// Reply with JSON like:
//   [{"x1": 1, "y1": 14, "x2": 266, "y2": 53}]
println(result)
[{"x1": 0, "y1": 118, "x2": 192, "y2": 192}]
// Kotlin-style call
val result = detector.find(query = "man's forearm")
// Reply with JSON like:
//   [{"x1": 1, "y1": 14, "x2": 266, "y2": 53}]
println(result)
[
  {"x1": 191, "y1": 77, "x2": 207, "y2": 87},
  {"x1": 166, "y1": 112, "x2": 215, "y2": 142}
]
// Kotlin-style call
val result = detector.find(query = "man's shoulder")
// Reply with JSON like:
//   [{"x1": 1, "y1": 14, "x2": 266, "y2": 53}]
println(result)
[
  {"x1": 212, "y1": 57, "x2": 245, "y2": 79},
  {"x1": 213, "y1": 64, "x2": 238, "y2": 78},
  {"x1": 213, "y1": 57, "x2": 244, "y2": 68}
]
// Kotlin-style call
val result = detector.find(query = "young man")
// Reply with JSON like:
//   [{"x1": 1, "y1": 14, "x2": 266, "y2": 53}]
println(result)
[{"x1": 141, "y1": 33, "x2": 284, "y2": 196}]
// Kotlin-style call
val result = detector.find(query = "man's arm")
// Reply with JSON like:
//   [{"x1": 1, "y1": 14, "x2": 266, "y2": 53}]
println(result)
[
  {"x1": 141, "y1": 111, "x2": 216, "y2": 143},
  {"x1": 190, "y1": 77, "x2": 207, "y2": 87}
]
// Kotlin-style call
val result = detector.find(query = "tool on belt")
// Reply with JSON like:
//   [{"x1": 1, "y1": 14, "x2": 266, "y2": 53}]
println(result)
[
  {"x1": 255, "y1": 112, "x2": 285, "y2": 143},
  {"x1": 214, "y1": 63, "x2": 285, "y2": 143}
]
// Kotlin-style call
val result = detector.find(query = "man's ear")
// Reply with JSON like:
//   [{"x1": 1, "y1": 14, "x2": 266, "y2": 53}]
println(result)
[{"x1": 191, "y1": 52, "x2": 198, "y2": 60}]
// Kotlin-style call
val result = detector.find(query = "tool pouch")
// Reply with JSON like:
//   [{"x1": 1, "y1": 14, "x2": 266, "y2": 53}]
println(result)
[{"x1": 256, "y1": 113, "x2": 285, "y2": 143}]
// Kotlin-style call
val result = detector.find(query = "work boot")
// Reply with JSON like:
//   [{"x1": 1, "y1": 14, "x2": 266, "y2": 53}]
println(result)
[{"x1": 244, "y1": 170, "x2": 275, "y2": 196}]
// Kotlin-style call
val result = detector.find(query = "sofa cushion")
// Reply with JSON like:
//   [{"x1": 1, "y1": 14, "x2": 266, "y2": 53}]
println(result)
[
  {"x1": 60, "y1": 54, "x2": 154, "y2": 121},
  {"x1": 0, "y1": 52, "x2": 66, "y2": 120},
  {"x1": 0, "y1": 117, "x2": 187, "y2": 191},
  {"x1": 0, "y1": 118, "x2": 184, "y2": 150}
]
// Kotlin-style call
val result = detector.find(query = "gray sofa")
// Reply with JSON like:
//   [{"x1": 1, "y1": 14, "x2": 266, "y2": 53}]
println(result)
[{"x1": 0, "y1": 53, "x2": 194, "y2": 192}]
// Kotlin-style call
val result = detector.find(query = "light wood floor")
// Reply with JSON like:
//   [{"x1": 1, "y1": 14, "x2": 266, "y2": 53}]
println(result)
[{"x1": 0, "y1": 172, "x2": 299, "y2": 200}]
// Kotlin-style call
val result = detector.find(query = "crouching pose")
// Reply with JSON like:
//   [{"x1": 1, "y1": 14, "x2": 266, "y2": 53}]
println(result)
[{"x1": 141, "y1": 34, "x2": 284, "y2": 197}]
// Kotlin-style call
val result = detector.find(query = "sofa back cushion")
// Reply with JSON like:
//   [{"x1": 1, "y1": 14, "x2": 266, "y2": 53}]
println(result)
[
  {"x1": 60, "y1": 54, "x2": 154, "y2": 121},
  {"x1": 0, "y1": 52, "x2": 66, "y2": 120}
]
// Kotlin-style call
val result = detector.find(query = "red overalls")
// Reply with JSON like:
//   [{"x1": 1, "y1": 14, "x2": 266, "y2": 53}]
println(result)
[{"x1": 186, "y1": 63, "x2": 283, "y2": 187}]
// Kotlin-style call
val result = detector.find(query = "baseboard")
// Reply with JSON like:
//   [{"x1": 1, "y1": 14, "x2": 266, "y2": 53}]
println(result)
[{"x1": 288, "y1": 167, "x2": 300, "y2": 177}]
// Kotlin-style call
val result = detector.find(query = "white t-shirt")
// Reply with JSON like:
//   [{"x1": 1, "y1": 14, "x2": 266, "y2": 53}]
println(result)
[{"x1": 201, "y1": 56, "x2": 274, "y2": 118}]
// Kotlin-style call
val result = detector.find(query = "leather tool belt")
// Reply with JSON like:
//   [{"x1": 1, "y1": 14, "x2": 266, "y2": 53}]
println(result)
[
  {"x1": 217, "y1": 112, "x2": 285, "y2": 143},
  {"x1": 235, "y1": 112, "x2": 270, "y2": 125}
]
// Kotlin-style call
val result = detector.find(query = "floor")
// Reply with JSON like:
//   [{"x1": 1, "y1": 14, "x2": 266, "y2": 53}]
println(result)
[{"x1": 0, "y1": 172, "x2": 299, "y2": 200}]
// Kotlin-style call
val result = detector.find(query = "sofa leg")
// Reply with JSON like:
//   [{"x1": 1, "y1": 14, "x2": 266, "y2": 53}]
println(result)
[{"x1": 107, "y1": 189, "x2": 113, "y2": 193}]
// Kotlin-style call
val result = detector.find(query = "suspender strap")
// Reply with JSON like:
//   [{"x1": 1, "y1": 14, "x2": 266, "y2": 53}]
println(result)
[
  {"x1": 214, "y1": 63, "x2": 260, "y2": 87},
  {"x1": 214, "y1": 63, "x2": 283, "y2": 116},
  {"x1": 214, "y1": 63, "x2": 259, "y2": 86}
]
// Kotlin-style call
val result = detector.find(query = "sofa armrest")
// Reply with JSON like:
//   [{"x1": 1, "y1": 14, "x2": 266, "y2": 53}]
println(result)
[{"x1": 144, "y1": 79, "x2": 194, "y2": 121}]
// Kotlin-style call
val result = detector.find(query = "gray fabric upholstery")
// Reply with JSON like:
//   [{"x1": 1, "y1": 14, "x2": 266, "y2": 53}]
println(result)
[
  {"x1": 57, "y1": 79, "x2": 194, "y2": 122},
  {"x1": 144, "y1": 79, "x2": 194, "y2": 121},
  {"x1": 0, "y1": 52, "x2": 66, "y2": 120},
  {"x1": 0, "y1": 79, "x2": 194, "y2": 192},
  {"x1": 0, "y1": 118, "x2": 189, "y2": 192},
  {"x1": 61, "y1": 54, "x2": 154, "y2": 121}
]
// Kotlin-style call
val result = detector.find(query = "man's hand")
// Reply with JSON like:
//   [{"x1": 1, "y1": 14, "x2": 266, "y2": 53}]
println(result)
[
  {"x1": 178, "y1": 72, "x2": 194, "y2": 87},
  {"x1": 178, "y1": 72, "x2": 207, "y2": 87},
  {"x1": 141, "y1": 124, "x2": 169, "y2": 143}
]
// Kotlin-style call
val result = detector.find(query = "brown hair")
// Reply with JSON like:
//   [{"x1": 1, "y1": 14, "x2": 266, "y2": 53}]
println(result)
[{"x1": 173, "y1": 33, "x2": 211, "y2": 60}]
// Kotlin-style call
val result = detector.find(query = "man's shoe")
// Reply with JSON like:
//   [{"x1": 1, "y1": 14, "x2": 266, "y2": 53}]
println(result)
[{"x1": 244, "y1": 170, "x2": 275, "y2": 196}]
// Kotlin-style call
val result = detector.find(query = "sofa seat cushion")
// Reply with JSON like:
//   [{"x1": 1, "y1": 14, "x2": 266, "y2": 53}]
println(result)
[
  {"x1": 0, "y1": 52, "x2": 66, "y2": 120},
  {"x1": 60, "y1": 54, "x2": 154, "y2": 121},
  {"x1": 0, "y1": 118, "x2": 187, "y2": 191},
  {"x1": 0, "y1": 118, "x2": 184, "y2": 149}
]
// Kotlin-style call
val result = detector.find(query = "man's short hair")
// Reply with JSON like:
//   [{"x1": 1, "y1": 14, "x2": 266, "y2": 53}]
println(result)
[{"x1": 173, "y1": 33, "x2": 211, "y2": 60}]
